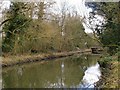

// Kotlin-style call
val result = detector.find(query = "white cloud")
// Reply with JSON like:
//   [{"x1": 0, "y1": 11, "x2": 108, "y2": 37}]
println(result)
[{"x1": 1, "y1": 1, "x2": 10, "y2": 9}]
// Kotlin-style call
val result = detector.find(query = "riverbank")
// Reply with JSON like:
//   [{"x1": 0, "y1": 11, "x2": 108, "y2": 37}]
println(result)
[
  {"x1": 97, "y1": 54, "x2": 119, "y2": 88},
  {"x1": 1, "y1": 49, "x2": 91, "y2": 68}
]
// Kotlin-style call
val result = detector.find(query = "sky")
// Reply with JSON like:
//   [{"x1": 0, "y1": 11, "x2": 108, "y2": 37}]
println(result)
[
  {"x1": 55, "y1": 0, "x2": 92, "y2": 18},
  {"x1": 0, "y1": 1, "x2": 11, "y2": 18},
  {"x1": 55, "y1": 0, "x2": 93, "y2": 33}
]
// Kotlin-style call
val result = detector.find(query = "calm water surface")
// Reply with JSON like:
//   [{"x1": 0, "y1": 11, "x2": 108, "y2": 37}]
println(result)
[{"x1": 2, "y1": 54, "x2": 101, "y2": 88}]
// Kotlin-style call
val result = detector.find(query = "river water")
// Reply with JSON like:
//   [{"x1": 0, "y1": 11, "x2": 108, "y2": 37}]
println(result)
[{"x1": 2, "y1": 54, "x2": 101, "y2": 88}]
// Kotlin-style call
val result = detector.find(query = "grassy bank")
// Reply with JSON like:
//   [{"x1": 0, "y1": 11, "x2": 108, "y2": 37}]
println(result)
[
  {"x1": 97, "y1": 53, "x2": 119, "y2": 88},
  {"x1": 1, "y1": 50, "x2": 91, "y2": 68}
]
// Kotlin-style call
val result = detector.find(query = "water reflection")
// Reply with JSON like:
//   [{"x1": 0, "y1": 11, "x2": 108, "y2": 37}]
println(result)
[
  {"x1": 80, "y1": 63, "x2": 101, "y2": 88},
  {"x1": 2, "y1": 54, "x2": 101, "y2": 88}
]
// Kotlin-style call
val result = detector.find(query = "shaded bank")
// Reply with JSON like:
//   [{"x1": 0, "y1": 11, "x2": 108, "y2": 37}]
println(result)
[
  {"x1": 2, "y1": 50, "x2": 92, "y2": 68},
  {"x1": 97, "y1": 55, "x2": 119, "y2": 88}
]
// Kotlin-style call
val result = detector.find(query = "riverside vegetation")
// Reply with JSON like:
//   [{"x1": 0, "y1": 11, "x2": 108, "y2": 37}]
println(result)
[
  {"x1": 92, "y1": 2, "x2": 120, "y2": 88},
  {"x1": 1, "y1": 1, "x2": 99, "y2": 66},
  {"x1": 97, "y1": 52, "x2": 119, "y2": 88},
  {"x1": 0, "y1": 1, "x2": 120, "y2": 88},
  {"x1": 1, "y1": 2, "x2": 98, "y2": 55}
]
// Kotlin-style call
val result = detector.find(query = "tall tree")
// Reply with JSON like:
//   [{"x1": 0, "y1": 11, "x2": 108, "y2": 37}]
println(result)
[
  {"x1": 86, "y1": 2, "x2": 120, "y2": 54},
  {"x1": 2, "y1": 2, "x2": 30, "y2": 52},
  {"x1": 99, "y1": 2, "x2": 120, "y2": 54}
]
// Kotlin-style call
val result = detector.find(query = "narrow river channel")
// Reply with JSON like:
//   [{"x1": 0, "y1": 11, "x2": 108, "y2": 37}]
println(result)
[{"x1": 2, "y1": 54, "x2": 101, "y2": 88}]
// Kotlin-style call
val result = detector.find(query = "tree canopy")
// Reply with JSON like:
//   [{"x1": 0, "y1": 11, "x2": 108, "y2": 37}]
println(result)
[
  {"x1": 86, "y1": 2, "x2": 120, "y2": 55},
  {"x1": 2, "y1": 1, "x2": 99, "y2": 54}
]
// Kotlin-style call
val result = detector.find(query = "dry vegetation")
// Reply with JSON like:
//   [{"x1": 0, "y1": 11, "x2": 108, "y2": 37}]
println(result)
[{"x1": 98, "y1": 55, "x2": 119, "y2": 88}]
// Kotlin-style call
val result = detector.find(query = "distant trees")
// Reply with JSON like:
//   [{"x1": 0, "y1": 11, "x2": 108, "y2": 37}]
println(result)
[{"x1": 2, "y1": 1, "x2": 99, "y2": 54}]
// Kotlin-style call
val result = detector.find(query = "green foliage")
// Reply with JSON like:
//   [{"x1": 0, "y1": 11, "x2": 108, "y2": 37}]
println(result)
[
  {"x1": 96, "y1": 2, "x2": 120, "y2": 55},
  {"x1": 2, "y1": 2, "x2": 30, "y2": 53},
  {"x1": 2, "y1": 2, "x2": 99, "y2": 55}
]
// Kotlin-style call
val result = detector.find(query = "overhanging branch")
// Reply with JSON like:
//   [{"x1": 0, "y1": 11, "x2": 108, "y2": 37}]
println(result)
[{"x1": 0, "y1": 18, "x2": 12, "y2": 27}]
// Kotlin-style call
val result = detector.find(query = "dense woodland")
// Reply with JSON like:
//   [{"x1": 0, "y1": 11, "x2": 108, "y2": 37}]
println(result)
[
  {"x1": 101, "y1": 2, "x2": 120, "y2": 55},
  {"x1": 0, "y1": 1, "x2": 120, "y2": 55},
  {"x1": 1, "y1": 1, "x2": 120, "y2": 88},
  {"x1": 1, "y1": 1, "x2": 98, "y2": 55},
  {"x1": 87, "y1": 2, "x2": 120, "y2": 55}
]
